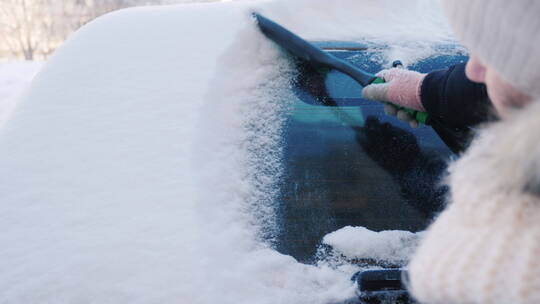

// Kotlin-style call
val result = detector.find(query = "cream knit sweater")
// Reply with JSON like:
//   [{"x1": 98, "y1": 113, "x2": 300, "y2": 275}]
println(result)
[{"x1": 408, "y1": 100, "x2": 540, "y2": 304}]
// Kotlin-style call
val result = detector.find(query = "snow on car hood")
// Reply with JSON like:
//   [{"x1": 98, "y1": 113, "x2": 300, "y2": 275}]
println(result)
[
  {"x1": 0, "y1": 0, "x2": 454, "y2": 303},
  {"x1": 322, "y1": 226, "x2": 422, "y2": 265}
]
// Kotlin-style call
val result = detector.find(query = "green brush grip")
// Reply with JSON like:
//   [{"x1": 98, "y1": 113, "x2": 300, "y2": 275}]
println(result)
[
  {"x1": 372, "y1": 77, "x2": 385, "y2": 84},
  {"x1": 372, "y1": 77, "x2": 429, "y2": 125}
]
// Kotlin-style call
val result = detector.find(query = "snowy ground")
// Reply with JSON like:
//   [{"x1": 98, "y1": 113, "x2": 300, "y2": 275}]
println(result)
[{"x1": 0, "y1": 0, "x2": 455, "y2": 303}]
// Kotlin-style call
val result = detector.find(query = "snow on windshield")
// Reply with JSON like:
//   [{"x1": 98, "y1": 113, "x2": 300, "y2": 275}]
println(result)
[{"x1": 0, "y1": 0, "x2": 454, "y2": 303}]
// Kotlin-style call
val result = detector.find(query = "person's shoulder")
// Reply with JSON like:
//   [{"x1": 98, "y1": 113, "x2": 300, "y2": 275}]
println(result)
[
  {"x1": 448, "y1": 100, "x2": 540, "y2": 209},
  {"x1": 480, "y1": 99, "x2": 540, "y2": 157}
]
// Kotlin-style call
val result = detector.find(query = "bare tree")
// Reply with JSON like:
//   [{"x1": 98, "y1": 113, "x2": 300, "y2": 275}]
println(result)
[{"x1": 0, "y1": 0, "x2": 49, "y2": 60}]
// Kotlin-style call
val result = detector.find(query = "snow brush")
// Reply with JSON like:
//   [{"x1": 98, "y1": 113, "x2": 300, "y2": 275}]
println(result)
[{"x1": 253, "y1": 13, "x2": 429, "y2": 125}]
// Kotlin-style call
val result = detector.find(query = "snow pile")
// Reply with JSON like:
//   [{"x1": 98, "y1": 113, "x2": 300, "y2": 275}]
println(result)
[
  {"x1": 258, "y1": 0, "x2": 458, "y2": 66},
  {"x1": 0, "y1": 62, "x2": 42, "y2": 127},
  {"x1": 323, "y1": 226, "x2": 421, "y2": 265},
  {"x1": 0, "y1": 0, "x2": 455, "y2": 303}
]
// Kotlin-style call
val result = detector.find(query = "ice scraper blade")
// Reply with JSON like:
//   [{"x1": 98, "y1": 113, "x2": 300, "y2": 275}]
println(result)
[
  {"x1": 253, "y1": 12, "x2": 428, "y2": 124},
  {"x1": 253, "y1": 13, "x2": 376, "y2": 87}
]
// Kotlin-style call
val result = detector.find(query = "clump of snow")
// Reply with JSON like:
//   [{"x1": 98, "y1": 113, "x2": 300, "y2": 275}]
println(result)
[
  {"x1": 0, "y1": 0, "x2": 455, "y2": 303},
  {"x1": 193, "y1": 20, "x2": 296, "y2": 245},
  {"x1": 323, "y1": 226, "x2": 421, "y2": 265},
  {"x1": 0, "y1": 62, "x2": 42, "y2": 127}
]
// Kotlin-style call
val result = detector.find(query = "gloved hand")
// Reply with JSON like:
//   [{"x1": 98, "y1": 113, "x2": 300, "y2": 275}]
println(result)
[{"x1": 362, "y1": 68, "x2": 427, "y2": 128}]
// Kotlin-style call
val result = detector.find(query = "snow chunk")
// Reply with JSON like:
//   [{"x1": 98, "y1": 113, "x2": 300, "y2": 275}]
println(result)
[{"x1": 323, "y1": 226, "x2": 421, "y2": 265}]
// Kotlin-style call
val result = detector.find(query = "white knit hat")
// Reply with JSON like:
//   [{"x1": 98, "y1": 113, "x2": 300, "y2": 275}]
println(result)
[
  {"x1": 441, "y1": 0, "x2": 540, "y2": 97},
  {"x1": 408, "y1": 100, "x2": 540, "y2": 304}
]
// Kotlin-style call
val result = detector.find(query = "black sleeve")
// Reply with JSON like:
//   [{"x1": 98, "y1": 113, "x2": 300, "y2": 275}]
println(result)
[{"x1": 420, "y1": 63, "x2": 492, "y2": 129}]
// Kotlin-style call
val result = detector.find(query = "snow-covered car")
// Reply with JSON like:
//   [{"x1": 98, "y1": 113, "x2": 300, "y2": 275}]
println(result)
[{"x1": 0, "y1": 2, "x2": 467, "y2": 303}]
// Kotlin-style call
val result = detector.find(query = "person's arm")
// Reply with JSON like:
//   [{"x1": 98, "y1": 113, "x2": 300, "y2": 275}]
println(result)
[
  {"x1": 362, "y1": 63, "x2": 494, "y2": 129},
  {"x1": 421, "y1": 63, "x2": 493, "y2": 129},
  {"x1": 362, "y1": 62, "x2": 494, "y2": 152}
]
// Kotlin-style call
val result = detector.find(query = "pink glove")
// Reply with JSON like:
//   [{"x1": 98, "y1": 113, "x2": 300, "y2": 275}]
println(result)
[{"x1": 362, "y1": 68, "x2": 427, "y2": 112}]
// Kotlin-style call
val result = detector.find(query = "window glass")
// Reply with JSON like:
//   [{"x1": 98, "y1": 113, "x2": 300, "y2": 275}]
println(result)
[{"x1": 275, "y1": 45, "x2": 467, "y2": 263}]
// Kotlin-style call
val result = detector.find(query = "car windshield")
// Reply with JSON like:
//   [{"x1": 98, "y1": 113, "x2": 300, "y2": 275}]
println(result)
[{"x1": 274, "y1": 42, "x2": 467, "y2": 263}]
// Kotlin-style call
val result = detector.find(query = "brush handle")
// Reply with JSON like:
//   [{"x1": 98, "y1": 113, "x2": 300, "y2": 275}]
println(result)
[{"x1": 372, "y1": 77, "x2": 429, "y2": 125}]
